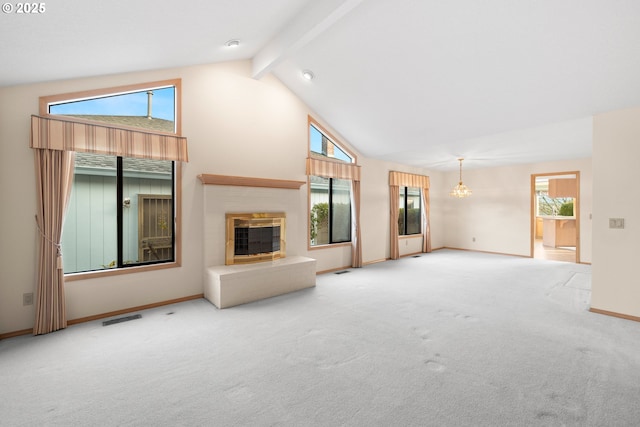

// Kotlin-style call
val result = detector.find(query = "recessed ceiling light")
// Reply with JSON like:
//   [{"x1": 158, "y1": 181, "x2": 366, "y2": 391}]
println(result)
[
  {"x1": 302, "y1": 70, "x2": 315, "y2": 81},
  {"x1": 225, "y1": 39, "x2": 240, "y2": 48}
]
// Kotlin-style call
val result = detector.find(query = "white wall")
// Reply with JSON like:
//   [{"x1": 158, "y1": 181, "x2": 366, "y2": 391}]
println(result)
[
  {"x1": 0, "y1": 60, "x2": 437, "y2": 334},
  {"x1": 592, "y1": 108, "x2": 640, "y2": 318},
  {"x1": 443, "y1": 158, "x2": 593, "y2": 262}
]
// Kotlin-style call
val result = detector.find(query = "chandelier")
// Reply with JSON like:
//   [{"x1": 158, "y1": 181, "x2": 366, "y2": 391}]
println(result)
[{"x1": 449, "y1": 158, "x2": 472, "y2": 198}]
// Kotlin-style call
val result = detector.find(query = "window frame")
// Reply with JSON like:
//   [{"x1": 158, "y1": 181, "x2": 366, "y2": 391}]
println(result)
[
  {"x1": 307, "y1": 116, "x2": 357, "y2": 164},
  {"x1": 398, "y1": 186, "x2": 422, "y2": 236},
  {"x1": 39, "y1": 79, "x2": 183, "y2": 280},
  {"x1": 309, "y1": 176, "x2": 352, "y2": 247},
  {"x1": 307, "y1": 117, "x2": 355, "y2": 250}
]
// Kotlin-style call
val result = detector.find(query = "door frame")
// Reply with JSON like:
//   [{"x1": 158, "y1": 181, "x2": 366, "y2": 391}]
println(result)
[{"x1": 530, "y1": 171, "x2": 581, "y2": 263}]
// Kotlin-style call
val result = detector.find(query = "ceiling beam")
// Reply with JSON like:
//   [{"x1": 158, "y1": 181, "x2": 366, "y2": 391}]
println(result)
[{"x1": 252, "y1": 0, "x2": 365, "y2": 79}]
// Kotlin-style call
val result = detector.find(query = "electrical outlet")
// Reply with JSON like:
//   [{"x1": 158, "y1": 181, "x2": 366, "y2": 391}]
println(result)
[
  {"x1": 23, "y1": 293, "x2": 33, "y2": 306},
  {"x1": 472, "y1": 237, "x2": 476, "y2": 242}
]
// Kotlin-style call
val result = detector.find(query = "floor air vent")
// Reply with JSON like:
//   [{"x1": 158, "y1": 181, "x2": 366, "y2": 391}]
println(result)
[
  {"x1": 102, "y1": 314, "x2": 142, "y2": 326},
  {"x1": 412, "y1": 255, "x2": 421, "y2": 258},
  {"x1": 335, "y1": 270, "x2": 350, "y2": 275}
]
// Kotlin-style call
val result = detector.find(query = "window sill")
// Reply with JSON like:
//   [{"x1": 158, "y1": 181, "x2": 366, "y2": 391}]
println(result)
[
  {"x1": 399, "y1": 234, "x2": 422, "y2": 239},
  {"x1": 308, "y1": 242, "x2": 352, "y2": 251},
  {"x1": 64, "y1": 261, "x2": 180, "y2": 282}
]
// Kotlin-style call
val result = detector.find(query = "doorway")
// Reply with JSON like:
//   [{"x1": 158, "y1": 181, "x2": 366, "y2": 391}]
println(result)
[{"x1": 531, "y1": 172, "x2": 580, "y2": 263}]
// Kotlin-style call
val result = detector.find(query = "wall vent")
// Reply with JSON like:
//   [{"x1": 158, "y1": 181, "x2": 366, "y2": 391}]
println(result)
[{"x1": 102, "y1": 314, "x2": 142, "y2": 326}]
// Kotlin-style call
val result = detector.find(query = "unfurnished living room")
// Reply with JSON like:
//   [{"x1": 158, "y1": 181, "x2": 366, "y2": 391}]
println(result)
[{"x1": 1, "y1": 1, "x2": 640, "y2": 426}]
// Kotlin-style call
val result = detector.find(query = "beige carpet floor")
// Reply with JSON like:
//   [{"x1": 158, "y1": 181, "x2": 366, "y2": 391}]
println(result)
[{"x1": 1, "y1": 250, "x2": 639, "y2": 426}]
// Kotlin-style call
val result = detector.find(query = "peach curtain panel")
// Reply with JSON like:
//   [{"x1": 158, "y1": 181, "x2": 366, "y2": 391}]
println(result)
[
  {"x1": 33, "y1": 149, "x2": 75, "y2": 335},
  {"x1": 389, "y1": 185, "x2": 400, "y2": 260},
  {"x1": 421, "y1": 186, "x2": 432, "y2": 253},
  {"x1": 350, "y1": 181, "x2": 362, "y2": 268},
  {"x1": 307, "y1": 158, "x2": 362, "y2": 268},
  {"x1": 31, "y1": 115, "x2": 189, "y2": 162},
  {"x1": 306, "y1": 158, "x2": 361, "y2": 181},
  {"x1": 389, "y1": 171, "x2": 431, "y2": 256}
]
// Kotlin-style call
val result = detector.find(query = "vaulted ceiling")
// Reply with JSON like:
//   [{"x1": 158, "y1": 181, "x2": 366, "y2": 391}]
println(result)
[{"x1": 3, "y1": 0, "x2": 640, "y2": 170}]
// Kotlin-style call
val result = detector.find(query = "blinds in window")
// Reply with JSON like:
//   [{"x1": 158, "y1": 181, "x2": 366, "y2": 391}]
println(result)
[{"x1": 31, "y1": 115, "x2": 189, "y2": 162}]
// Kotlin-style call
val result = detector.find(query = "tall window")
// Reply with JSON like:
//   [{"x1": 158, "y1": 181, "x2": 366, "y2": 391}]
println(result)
[
  {"x1": 308, "y1": 119, "x2": 354, "y2": 247},
  {"x1": 48, "y1": 84, "x2": 178, "y2": 273},
  {"x1": 398, "y1": 186, "x2": 421, "y2": 235},
  {"x1": 310, "y1": 176, "x2": 351, "y2": 246}
]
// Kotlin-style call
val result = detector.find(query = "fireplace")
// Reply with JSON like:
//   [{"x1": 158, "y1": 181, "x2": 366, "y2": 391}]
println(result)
[{"x1": 225, "y1": 212, "x2": 286, "y2": 265}]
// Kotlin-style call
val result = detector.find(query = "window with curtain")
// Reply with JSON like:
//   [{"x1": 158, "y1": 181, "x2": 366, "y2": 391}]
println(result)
[
  {"x1": 47, "y1": 84, "x2": 179, "y2": 273},
  {"x1": 398, "y1": 186, "x2": 422, "y2": 235},
  {"x1": 307, "y1": 118, "x2": 356, "y2": 247}
]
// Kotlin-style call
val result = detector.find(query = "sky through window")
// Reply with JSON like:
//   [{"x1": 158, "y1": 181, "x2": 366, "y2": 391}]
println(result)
[{"x1": 49, "y1": 87, "x2": 175, "y2": 121}]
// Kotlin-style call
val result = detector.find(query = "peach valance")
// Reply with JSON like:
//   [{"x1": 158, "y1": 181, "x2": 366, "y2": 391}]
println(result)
[
  {"x1": 31, "y1": 115, "x2": 189, "y2": 162},
  {"x1": 306, "y1": 158, "x2": 360, "y2": 181},
  {"x1": 389, "y1": 171, "x2": 429, "y2": 188}
]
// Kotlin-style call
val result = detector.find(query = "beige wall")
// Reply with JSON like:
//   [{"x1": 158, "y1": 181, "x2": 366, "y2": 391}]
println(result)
[
  {"x1": 0, "y1": 60, "x2": 437, "y2": 334},
  {"x1": 592, "y1": 108, "x2": 640, "y2": 317},
  {"x1": 358, "y1": 157, "x2": 446, "y2": 263},
  {"x1": 443, "y1": 158, "x2": 593, "y2": 263}
]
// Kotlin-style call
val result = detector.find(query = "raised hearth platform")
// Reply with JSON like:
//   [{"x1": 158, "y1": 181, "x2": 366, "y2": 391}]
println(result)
[{"x1": 205, "y1": 256, "x2": 316, "y2": 308}]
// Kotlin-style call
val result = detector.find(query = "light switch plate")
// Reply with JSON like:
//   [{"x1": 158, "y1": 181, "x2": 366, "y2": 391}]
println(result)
[
  {"x1": 23, "y1": 292, "x2": 33, "y2": 306},
  {"x1": 609, "y1": 218, "x2": 625, "y2": 229}
]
